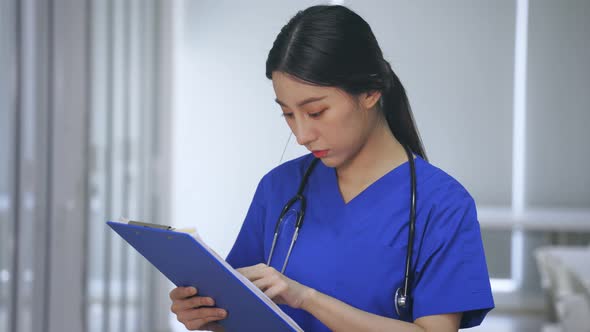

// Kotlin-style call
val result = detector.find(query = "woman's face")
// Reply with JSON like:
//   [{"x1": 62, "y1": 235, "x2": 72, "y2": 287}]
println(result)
[{"x1": 272, "y1": 71, "x2": 380, "y2": 169}]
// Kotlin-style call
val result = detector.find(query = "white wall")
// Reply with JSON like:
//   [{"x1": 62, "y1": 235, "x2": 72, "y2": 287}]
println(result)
[
  {"x1": 347, "y1": 0, "x2": 517, "y2": 207},
  {"x1": 172, "y1": 0, "x2": 325, "y2": 258},
  {"x1": 171, "y1": 0, "x2": 590, "y2": 307},
  {"x1": 526, "y1": 0, "x2": 590, "y2": 208},
  {"x1": 172, "y1": 0, "x2": 520, "y2": 257}
]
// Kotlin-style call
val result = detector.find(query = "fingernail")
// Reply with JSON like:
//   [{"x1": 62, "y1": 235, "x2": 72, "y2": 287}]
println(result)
[
  {"x1": 208, "y1": 298, "x2": 215, "y2": 306},
  {"x1": 218, "y1": 310, "x2": 227, "y2": 317},
  {"x1": 189, "y1": 287, "x2": 197, "y2": 295}
]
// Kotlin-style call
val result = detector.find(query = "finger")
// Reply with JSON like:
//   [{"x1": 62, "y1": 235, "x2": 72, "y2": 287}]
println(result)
[
  {"x1": 236, "y1": 263, "x2": 268, "y2": 275},
  {"x1": 252, "y1": 274, "x2": 278, "y2": 291},
  {"x1": 185, "y1": 315, "x2": 226, "y2": 331},
  {"x1": 202, "y1": 321, "x2": 226, "y2": 332},
  {"x1": 171, "y1": 296, "x2": 215, "y2": 312},
  {"x1": 170, "y1": 287, "x2": 197, "y2": 300},
  {"x1": 264, "y1": 283, "x2": 286, "y2": 301},
  {"x1": 238, "y1": 264, "x2": 275, "y2": 281},
  {"x1": 178, "y1": 307, "x2": 227, "y2": 323}
]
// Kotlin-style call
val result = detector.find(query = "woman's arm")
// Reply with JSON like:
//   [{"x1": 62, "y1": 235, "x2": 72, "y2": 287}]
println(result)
[
  {"x1": 238, "y1": 264, "x2": 461, "y2": 332},
  {"x1": 302, "y1": 287, "x2": 461, "y2": 332}
]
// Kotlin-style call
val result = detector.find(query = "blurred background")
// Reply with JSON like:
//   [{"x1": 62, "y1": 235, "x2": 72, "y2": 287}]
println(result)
[{"x1": 1, "y1": 0, "x2": 589, "y2": 331}]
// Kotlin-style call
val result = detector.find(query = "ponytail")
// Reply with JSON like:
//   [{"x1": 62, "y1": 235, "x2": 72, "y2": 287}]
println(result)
[{"x1": 381, "y1": 61, "x2": 428, "y2": 161}]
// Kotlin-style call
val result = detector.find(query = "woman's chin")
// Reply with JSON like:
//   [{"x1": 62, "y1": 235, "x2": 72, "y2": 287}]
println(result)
[{"x1": 317, "y1": 155, "x2": 341, "y2": 169}]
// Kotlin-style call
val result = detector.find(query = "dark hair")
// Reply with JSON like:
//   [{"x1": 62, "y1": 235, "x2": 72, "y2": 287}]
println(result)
[{"x1": 266, "y1": 5, "x2": 427, "y2": 160}]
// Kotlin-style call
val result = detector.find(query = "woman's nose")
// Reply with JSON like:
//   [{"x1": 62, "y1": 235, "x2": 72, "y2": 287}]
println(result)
[{"x1": 293, "y1": 118, "x2": 316, "y2": 146}]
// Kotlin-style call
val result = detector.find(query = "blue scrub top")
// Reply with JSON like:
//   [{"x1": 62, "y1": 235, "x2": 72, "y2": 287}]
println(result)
[{"x1": 227, "y1": 154, "x2": 494, "y2": 331}]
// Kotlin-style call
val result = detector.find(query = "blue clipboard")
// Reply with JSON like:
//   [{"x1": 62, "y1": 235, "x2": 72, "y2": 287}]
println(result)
[{"x1": 107, "y1": 221, "x2": 302, "y2": 332}]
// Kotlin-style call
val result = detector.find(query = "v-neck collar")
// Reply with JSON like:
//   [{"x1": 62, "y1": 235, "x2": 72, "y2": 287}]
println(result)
[{"x1": 310, "y1": 156, "x2": 424, "y2": 225}]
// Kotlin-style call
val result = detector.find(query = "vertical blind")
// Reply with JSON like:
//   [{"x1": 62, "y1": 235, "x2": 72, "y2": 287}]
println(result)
[{"x1": 0, "y1": 0, "x2": 172, "y2": 331}]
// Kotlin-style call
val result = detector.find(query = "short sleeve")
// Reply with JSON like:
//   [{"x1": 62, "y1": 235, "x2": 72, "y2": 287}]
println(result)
[
  {"x1": 412, "y1": 192, "x2": 494, "y2": 328},
  {"x1": 226, "y1": 178, "x2": 267, "y2": 269}
]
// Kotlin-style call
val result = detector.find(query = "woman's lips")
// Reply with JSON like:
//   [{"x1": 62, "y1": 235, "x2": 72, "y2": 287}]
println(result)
[{"x1": 312, "y1": 150, "x2": 329, "y2": 158}]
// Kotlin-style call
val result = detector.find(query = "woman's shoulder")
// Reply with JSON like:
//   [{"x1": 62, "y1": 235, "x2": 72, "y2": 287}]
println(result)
[
  {"x1": 416, "y1": 157, "x2": 475, "y2": 207},
  {"x1": 416, "y1": 158, "x2": 480, "y2": 241}
]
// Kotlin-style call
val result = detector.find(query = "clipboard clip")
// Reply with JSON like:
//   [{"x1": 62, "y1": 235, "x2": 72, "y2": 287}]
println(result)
[{"x1": 119, "y1": 217, "x2": 175, "y2": 231}]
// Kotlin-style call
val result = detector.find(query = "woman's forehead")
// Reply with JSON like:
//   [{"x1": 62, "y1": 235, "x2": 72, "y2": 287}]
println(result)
[{"x1": 271, "y1": 71, "x2": 349, "y2": 104}]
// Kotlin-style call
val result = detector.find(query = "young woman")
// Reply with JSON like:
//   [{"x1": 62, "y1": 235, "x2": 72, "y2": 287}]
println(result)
[{"x1": 170, "y1": 5, "x2": 494, "y2": 331}]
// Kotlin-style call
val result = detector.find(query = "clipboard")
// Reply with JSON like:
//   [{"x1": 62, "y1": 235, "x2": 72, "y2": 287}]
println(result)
[{"x1": 107, "y1": 220, "x2": 303, "y2": 332}]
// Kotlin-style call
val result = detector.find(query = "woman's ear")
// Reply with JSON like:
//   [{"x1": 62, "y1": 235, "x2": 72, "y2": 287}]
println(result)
[{"x1": 360, "y1": 90, "x2": 382, "y2": 110}]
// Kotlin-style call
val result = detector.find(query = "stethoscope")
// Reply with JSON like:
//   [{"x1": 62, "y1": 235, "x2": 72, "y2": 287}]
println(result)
[{"x1": 266, "y1": 145, "x2": 417, "y2": 319}]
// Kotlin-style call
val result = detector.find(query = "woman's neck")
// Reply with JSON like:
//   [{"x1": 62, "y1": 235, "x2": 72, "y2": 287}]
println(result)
[{"x1": 336, "y1": 118, "x2": 408, "y2": 195}]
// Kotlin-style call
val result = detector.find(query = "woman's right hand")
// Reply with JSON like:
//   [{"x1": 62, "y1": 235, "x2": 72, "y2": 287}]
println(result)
[{"x1": 169, "y1": 287, "x2": 228, "y2": 331}]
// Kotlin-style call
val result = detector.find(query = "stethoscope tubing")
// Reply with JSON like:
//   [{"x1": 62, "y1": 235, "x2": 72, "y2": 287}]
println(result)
[
  {"x1": 267, "y1": 158, "x2": 319, "y2": 272},
  {"x1": 267, "y1": 147, "x2": 416, "y2": 318}
]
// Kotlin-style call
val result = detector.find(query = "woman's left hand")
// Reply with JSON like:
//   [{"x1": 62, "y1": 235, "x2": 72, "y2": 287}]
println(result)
[{"x1": 237, "y1": 263, "x2": 315, "y2": 309}]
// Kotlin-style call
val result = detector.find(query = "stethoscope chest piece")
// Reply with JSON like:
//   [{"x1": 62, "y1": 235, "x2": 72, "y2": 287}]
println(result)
[{"x1": 394, "y1": 287, "x2": 410, "y2": 319}]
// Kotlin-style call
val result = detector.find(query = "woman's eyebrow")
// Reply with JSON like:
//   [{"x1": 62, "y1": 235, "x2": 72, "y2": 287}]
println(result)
[{"x1": 275, "y1": 95, "x2": 328, "y2": 108}]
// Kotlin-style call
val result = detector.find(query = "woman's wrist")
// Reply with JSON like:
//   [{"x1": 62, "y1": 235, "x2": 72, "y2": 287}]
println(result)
[{"x1": 299, "y1": 287, "x2": 318, "y2": 311}]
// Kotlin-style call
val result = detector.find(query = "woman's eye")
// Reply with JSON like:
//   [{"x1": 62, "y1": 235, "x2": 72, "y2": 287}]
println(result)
[
  {"x1": 281, "y1": 112, "x2": 294, "y2": 118},
  {"x1": 308, "y1": 109, "x2": 326, "y2": 118}
]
